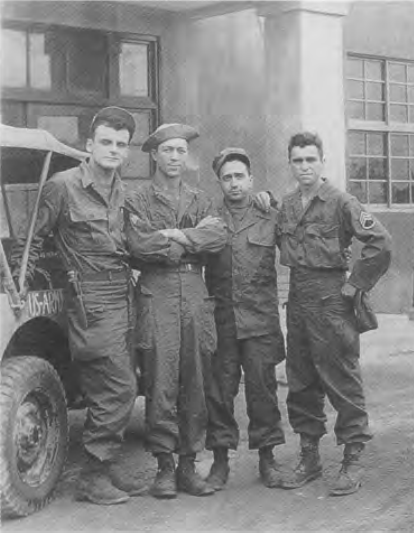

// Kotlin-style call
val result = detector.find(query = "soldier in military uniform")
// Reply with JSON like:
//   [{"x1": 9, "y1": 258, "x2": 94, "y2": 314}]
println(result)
[
  {"x1": 12, "y1": 108, "x2": 143, "y2": 505},
  {"x1": 204, "y1": 148, "x2": 286, "y2": 491},
  {"x1": 124, "y1": 124, "x2": 227, "y2": 499},
  {"x1": 277, "y1": 132, "x2": 392, "y2": 496}
]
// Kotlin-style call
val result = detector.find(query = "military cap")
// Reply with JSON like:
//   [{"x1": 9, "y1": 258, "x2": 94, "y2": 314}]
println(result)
[
  {"x1": 141, "y1": 123, "x2": 199, "y2": 153},
  {"x1": 212, "y1": 147, "x2": 251, "y2": 176},
  {"x1": 91, "y1": 106, "x2": 136, "y2": 138}
]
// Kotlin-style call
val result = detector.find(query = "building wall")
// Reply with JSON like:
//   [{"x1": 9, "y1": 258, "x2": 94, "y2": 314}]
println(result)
[{"x1": 344, "y1": 2, "x2": 414, "y2": 313}]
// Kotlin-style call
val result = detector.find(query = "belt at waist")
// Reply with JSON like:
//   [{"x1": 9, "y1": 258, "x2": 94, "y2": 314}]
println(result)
[
  {"x1": 80, "y1": 267, "x2": 130, "y2": 282},
  {"x1": 140, "y1": 263, "x2": 202, "y2": 275}
]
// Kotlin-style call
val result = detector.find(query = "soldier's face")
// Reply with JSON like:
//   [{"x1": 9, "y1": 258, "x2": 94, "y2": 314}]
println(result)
[
  {"x1": 289, "y1": 145, "x2": 324, "y2": 189},
  {"x1": 87, "y1": 125, "x2": 130, "y2": 170},
  {"x1": 152, "y1": 138, "x2": 188, "y2": 178},
  {"x1": 219, "y1": 160, "x2": 253, "y2": 203}
]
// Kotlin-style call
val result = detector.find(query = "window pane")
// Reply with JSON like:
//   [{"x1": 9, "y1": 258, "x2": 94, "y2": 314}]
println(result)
[
  {"x1": 392, "y1": 182, "x2": 410, "y2": 203},
  {"x1": 389, "y1": 62, "x2": 406, "y2": 82},
  {"x1": 389, "y1": 83, "x2": 407, "y2": 103},
  {"x1": 37, "y1": 116, "x2": 79, "y2": 145},
  {"x1": 366, "y1": 82, "x2": 384, "y2": 101},
  {"x1": 390, "y1": 104, "x2": 408, "y2": 122},
  {"x1": 410, "y1": 135, "x2": 414, "y2": 155},
  {"x1": 347, "y1": 101, "x2": 364, "y2": 120},
  {"x1": 1, "y1": 29, "x2": 27, "y2": 87},
  {"x1": 408, "y1": 64, "x2": 414, "y2": 84},
  {"x1": 66, "y1": 31, "x2": 107, "y2": 96},
  {"x1": 119, "y1": 42, "x2": 149, "y2": 97},
  {"x1": 367, "y1": 133, "x2": 385, "y2": 155},
  {"x1": 364, "y1": 60, "x2": 383, "y2": 81},
  {"x1": 391, "y1": 159, "x2": 409, "y2": 180},
  {"x1": 347, "y1": 80, "x2": 364, "y2": 99},
  {"x1": 130, "y1": 112, "x2": 150, "y2": 144},
  {"x1": 391, "y1": 135, "x2": 409, "y2": 156},
  {"x1": 349, "y1": 181, "x2": 367, "y2": 203},
  {"x1": 368, "y1": 181, "x2": 387, "y2": 203},
  {"x1": 368, "y1": 158, "x2": 387, "y2": 180},
  {"x1": 348, "y1": 132, "x2": 365, "y2": 155},
  {"x1": 366, "y1": 103, "x2": 384, "y2": 121},
  {"x1": 346, "y1": 58, "x2": 363, "y2": 78},
  {"x1": 409, "y1": 106, "x2": 414, "y2": 124},
  {"x1": 29, "y1": 33, "x2": 51, "y2": 90},
  {"x1": 407, "y1": 87, "x2": 414, "y2": 104},
  {"x1": 348, "y1": 158, "x2": 367, "y2": 180}
]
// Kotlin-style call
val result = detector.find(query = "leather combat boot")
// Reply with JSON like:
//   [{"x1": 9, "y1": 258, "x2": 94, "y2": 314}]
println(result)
[
  {"x1": 280, "y1": 435, "x2": 322, "y2": 489},
  {"x1": 151, "y1": 453, "x2": 177, "y2": 499},
  {"x1": 176, "y1": 454, "x2": 215, "y2": 496},
  {"x1": 206, "y1": 448, "x2": 230, "y2": 491},
  {"x1": 75, "y1": 456, "x2": 130, "y2": 505},
  {"x1": 258, "y1": 446, "x2": 284, "y2": 488},
  {"x1": 330, "y1": 443, "x2": 365, "y2": 496}
]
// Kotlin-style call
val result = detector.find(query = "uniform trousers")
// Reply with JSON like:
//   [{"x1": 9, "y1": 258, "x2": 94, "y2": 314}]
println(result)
[
  {"x1": 136, "y1": 269, "x2": 216, "y2": 456},
  {"x1": 67, "y1": 275, "x2": 136, "y2": 462},
  {"x1": 206, "y1": 314, "x2": 285, "y2": 451},
  {"x1": 286, "y1": 268, "x2": 372, "y2": 445}
]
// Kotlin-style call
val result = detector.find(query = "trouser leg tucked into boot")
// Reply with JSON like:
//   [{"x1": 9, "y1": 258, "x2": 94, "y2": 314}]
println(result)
[
  {"x1": 258, "y1": 446, "x2": 284, "y2": 488},
  {"x1": 151, "y1": 453, "x2": 177, "y2": 499},
  {"x1": 280, "y1": 435, "x2": 322, "y2": 490},
  {"x1": 330, "y1": 443, "x2": 365, "y2": 496},
  {"x1": 75, "y1": 455, "x2": 130, "y2": 505},
  {"x1": 206, "y1": 448, "x2": 230, "y2": 491},
  {"x1": 176, "y1": 454, "x2": 215, "y2": 497}
]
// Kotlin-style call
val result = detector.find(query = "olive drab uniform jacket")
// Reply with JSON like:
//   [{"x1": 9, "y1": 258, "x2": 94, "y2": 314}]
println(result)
[
  {"x1": 124, "y1": 181, "x2": 227, "y2": 455},
  {"x1": 205, "y1": 199, "x2": 285, "y2": 360},
  {"x1": 278, "y1": 179, "x2": 392, "y2": 290}
]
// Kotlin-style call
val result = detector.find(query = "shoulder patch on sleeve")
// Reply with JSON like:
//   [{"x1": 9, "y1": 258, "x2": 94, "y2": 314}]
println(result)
[{"x1": 359, "y1": 211, "x2": 375, "y2": 230}]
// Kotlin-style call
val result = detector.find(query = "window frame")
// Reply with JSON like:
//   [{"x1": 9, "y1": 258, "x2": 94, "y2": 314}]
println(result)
[{"x1": 346, "y1": 52, "x2": 414, "y2": 210}]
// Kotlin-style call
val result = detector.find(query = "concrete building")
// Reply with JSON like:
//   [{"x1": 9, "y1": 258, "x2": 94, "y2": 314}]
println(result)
[{"x1": 1, "y1": 0, "x2": 413, "y2": 313}]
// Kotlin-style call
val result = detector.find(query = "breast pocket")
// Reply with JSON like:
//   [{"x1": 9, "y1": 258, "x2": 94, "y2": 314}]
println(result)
[
  {"x1": 69, "y1": 203, "x2": 109, "y2": 248},
  {"x1": 247, "y1": 226, "x2": 276, "y2": 285}
]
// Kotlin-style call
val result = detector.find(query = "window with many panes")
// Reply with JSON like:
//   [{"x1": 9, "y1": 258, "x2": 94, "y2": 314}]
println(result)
[
  {"x1": 0, "y1": 24, "x2": 159, "y2": 186},
  {"x1": 346, "y1": 55, "x2": 414, "y2": 207}
]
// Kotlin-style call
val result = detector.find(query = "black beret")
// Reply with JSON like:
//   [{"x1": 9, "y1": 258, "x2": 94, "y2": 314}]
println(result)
[
  {"x1": 212, "y1": 147, "x2": 251, "y2": 176},
  {"x1": 91, "y1": 107, "x2": 136, "y2": 138},
  {"x1": 142, "y1": 123, "x2": 199, "y2": 152}
]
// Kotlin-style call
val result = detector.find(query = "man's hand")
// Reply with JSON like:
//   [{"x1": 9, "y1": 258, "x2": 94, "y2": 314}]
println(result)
[
  {"x1": 196, "y1": 216, "x2": 223, "y2": 230},
  {"x1": 341, "y1": 282, "x2": 358, "y2": 300},
  {"x1": 160, "y1": 228, "x2": 190, "y2": 247},
  {"x1": 253, "y1": 191, "x2": 271, "y2": 213}
]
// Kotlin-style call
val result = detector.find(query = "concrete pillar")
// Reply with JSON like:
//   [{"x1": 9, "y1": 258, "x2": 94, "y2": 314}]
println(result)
[{"x1": 259, "y1": 1, "x2": 349, "y2": 198}]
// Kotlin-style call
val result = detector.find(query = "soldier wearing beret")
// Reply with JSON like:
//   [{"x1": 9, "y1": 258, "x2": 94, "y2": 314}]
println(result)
[
  {"x1": 11, "y1": 107, "x2": 143, "y2": 505},
  {"x1": 204, "y1": 148, "x2": 287, "y2": 491},
  {"x1": 277, "y1": 132, "x2": 392, "y2": 496},
  {"x1": 124, "y1": 124, "x2": 227, "y2": 499}
]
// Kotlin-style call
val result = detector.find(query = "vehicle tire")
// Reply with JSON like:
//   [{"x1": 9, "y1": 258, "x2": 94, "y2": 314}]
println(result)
[{"x1": 0, "y1": 356, "x2": 68, "y2": 518}]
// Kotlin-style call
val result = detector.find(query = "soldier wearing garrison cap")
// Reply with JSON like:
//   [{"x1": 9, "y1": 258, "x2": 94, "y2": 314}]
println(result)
[
  {"x1": 11, "y1": 106, "x2": 145, "y2": 505},
  {"x1": 125, "y1": 124, "x2": 227, "y2": 499},
  {"x1": 205, "y1": 147, "x2": 287, "y2": 491}
]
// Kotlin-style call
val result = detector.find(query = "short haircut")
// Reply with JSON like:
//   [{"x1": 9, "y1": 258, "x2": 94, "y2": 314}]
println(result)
[
  {"x1": 89, "y1": 117, "x2": 134, "y2": 142},
  {"x1": 219, "y1": 154, "x2": 251, "y2": 176},
  {"x1": 288, "y1": 132, "x2": 324, "y2": 160}
]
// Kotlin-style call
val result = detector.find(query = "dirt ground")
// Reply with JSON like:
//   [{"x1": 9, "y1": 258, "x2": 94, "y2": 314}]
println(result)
[{"x1": 2, "y1": 314, "x2": 414, "y2": 533}]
